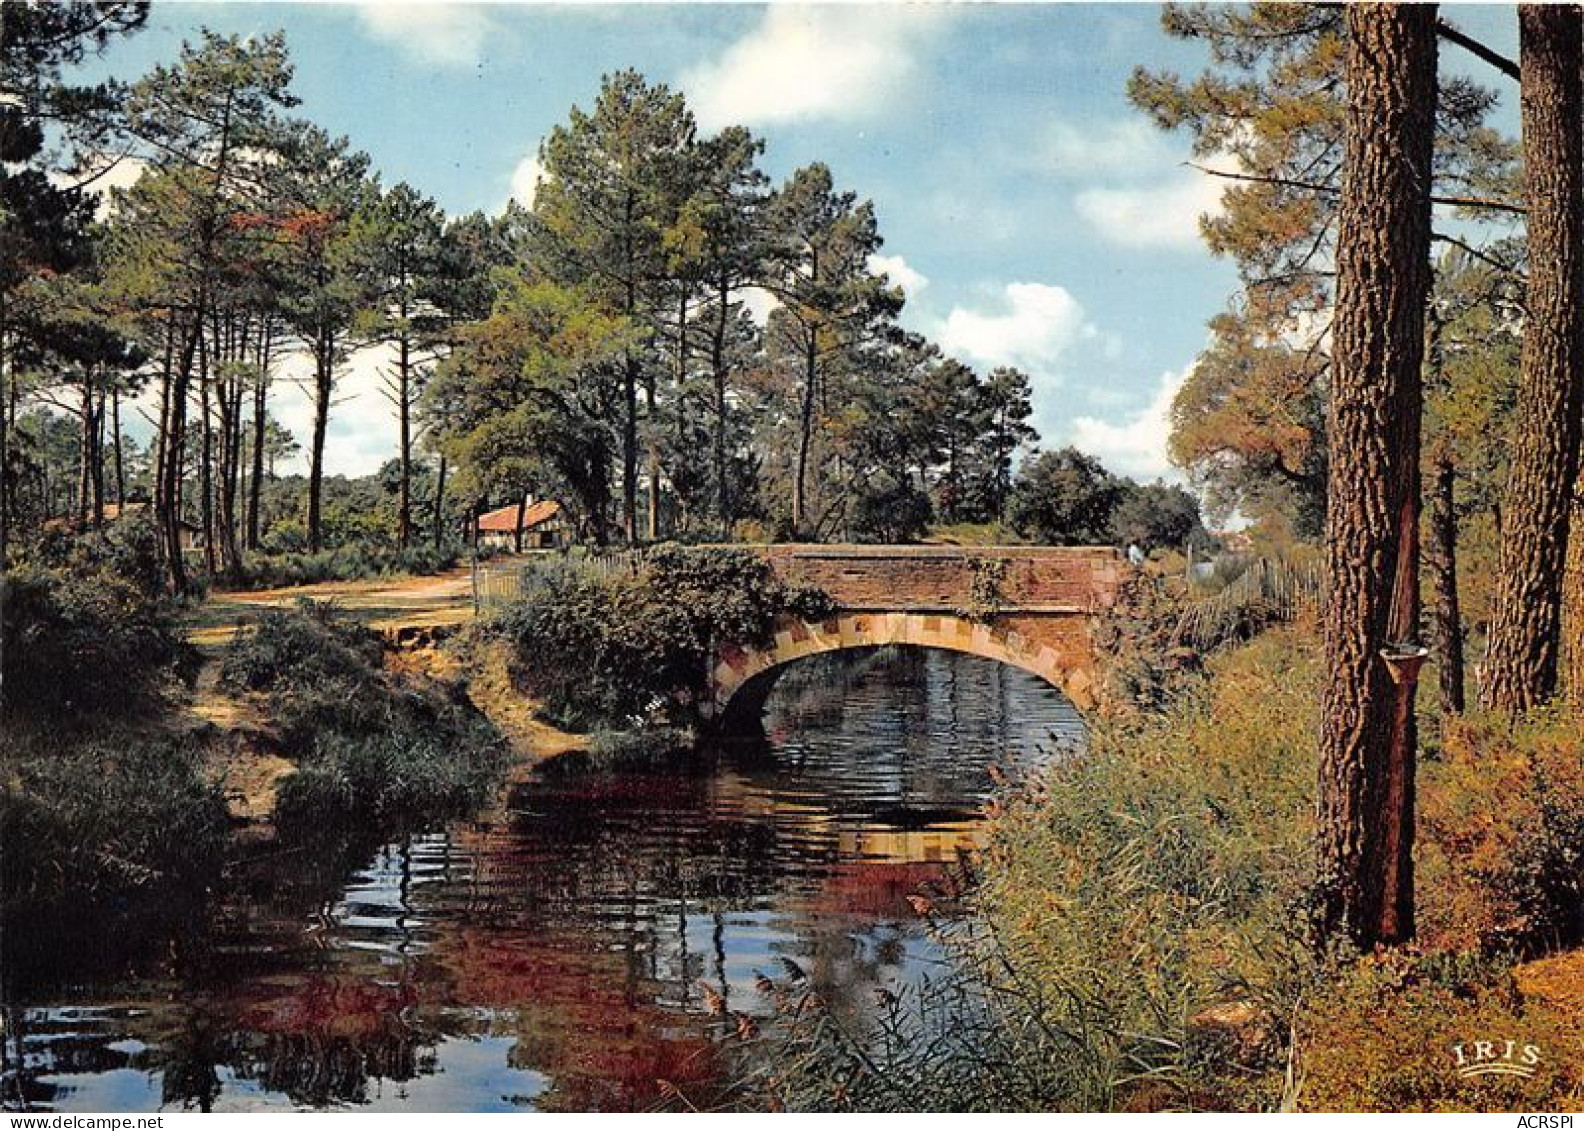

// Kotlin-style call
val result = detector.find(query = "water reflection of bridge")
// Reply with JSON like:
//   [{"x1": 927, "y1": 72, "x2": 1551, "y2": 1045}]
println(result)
[{"x1": 16, "y1": 651, "x2": 1071, "y2": 1113}]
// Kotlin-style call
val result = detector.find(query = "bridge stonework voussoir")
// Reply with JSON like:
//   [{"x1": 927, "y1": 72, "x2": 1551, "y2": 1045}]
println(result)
[{"x1": 706, "y1": 544, "x2": 1125, "y2": 722}]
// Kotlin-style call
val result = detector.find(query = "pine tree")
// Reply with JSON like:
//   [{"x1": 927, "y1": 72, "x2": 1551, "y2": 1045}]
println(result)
[
  {"x1": 760, "y1": 164, "x2": 901, "y2": 535},
  {"x1": 269, "y1": 123, "x2": 376, "y2": 554},
  {"x1": 531, "y1": 71, "x2": 696, "y2": 543},
  {"x1": 1482, "y1": 6, "x2": 1584, "y2": 715},
  {"x1": 1315, "y1": 2, "x2": 1438, "y2": 950},
  {"x1": 348, "y1": 183, "x2": 448, "y2": 547}
]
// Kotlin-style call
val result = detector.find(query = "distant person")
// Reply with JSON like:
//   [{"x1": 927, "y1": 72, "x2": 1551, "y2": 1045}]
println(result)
[{"x1": 1127, "y1": 543, "x2": 1145, "y2": 566}]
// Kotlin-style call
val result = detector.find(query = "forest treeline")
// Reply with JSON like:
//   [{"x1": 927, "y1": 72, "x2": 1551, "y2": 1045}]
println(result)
[
  {"x1": 1, "y1": 5, "x2": 1210, "y2": 599},
  {"x1": 7, "y1": 2, "x2": 1584, "y2": 1111}
]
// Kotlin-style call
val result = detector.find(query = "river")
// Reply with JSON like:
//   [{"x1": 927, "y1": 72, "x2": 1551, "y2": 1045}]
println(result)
[{"x1": 2, "y1": 646, "x2": 1082, "y2": 1112}]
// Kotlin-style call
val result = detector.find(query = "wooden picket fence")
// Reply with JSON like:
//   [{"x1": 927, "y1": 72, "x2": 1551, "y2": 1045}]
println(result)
[
  {"x1": 1172, "y1": 556, "x2": 1324, "y2": 652},
  {"x1": 474, "y1": 548, "x2": 647, "y2": 612}
]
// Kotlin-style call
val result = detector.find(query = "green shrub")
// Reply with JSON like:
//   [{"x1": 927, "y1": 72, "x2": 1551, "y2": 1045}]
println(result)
[
  {"x1": 220, "y1": 599, "x2": 385, "y2": 694},
  {"x1": 219, "y1": 600, "x2": 391, "y2": 745},
  {"x1": 582, "y1": 726, "x2": 695, "y2": 770},
  {"x1": 0, "y1": 565, "x2": 196, "y2": 724},
  {"x1": 1092, "y1": 568, "x2": 1205, "y2": 717},
  {"x1": 274, "y1": 724, "x2": 504, "y2": 829},
  {"x1": 0, "y1": 738, "x2": 229, "y2": 935},
  {"x1": 850, "y1": 474, "x2": 932, "y2": 543},
  {"x1": 222, "y1": 601, "x2": 506, "y2": 824},
  {"x1": 488, "y1": 545, "x2": 832, "y2": 731},
  {"x1": 32, "y1": 511, "x2": 167, "y2": 597},
  {"x1": 970, "y1": 628, "x2": 1322, "y2": 1110},
  {"x1": 223, "y1": 543, "x2": 463, "y2": 590},
  {"x1": 1418, "y1": 706, "x2": 1584, "y2": 954}
]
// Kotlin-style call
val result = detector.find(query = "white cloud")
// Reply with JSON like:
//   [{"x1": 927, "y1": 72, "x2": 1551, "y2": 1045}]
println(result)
[
  {"x1": 125, "y1": 340, "x2": 403, "y2": 480},
  {"x1": 937, "y1": 282, "x2": 1096, "y2": 374},
  {"x1": 1074, "y1": 172, "x2": 1224, "y2": 251},
  {"x1": 271, "y1": 342, "x2": 403, "y2": 478},
  {"x1": 683, "y1": 6, "x2": 949, "y2": 129},
  {"x1": 509, "y1": 153, "x2": 544, "y2": 209},
  {"x1": 741, "y1": 286, "x2": 779, "y2": 327},
  {"x1": 1037, "y1": 118, "x2": 1171, "y2": 177},
  {"x1": 1067, "y1": 366, "x2": 1190, "y2": 482},
  {"x1": 867, "y1": 253, "x2": 928, "y2": 297},
  {"x1": 354, "y1": 3, "x2": 500, "y2": 68},
  {"x1": 51, "y1": 153, "x2": 147, "y2": 219}
]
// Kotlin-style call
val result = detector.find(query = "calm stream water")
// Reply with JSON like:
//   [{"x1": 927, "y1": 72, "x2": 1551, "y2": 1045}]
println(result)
[{"x1": 3, "y1": 647, "x2": 1082, "y2": 1112}]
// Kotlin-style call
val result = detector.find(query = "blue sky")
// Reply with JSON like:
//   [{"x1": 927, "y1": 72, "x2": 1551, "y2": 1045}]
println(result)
[{"x1": 78, "y1": 2, "x2": 1522, "y2": 480}]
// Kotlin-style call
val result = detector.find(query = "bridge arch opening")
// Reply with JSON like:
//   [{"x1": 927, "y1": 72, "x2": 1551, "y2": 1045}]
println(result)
[
  {"x1": 716, "y1": 642, "x2": 1089, "y2": 742},
  {"x1": 708, "y1": 611, "x2": 1100, "y2": 733}
]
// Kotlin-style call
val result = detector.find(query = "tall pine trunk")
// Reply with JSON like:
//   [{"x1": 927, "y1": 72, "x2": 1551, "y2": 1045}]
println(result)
[
  {"x1": 713, "y1": 277, "x2": 732, "y2": 533},
  {"x1": 793, "y1": 330, "x2": 817, "y2": 535},
  {"x1": 623, "y1": 353, "x2": 638, "y2": 544},
  {"x1": 1427, "y1": 455, "x2": 1465, "y2": 714},
  {"x1": 198, "y1": 331, "x2": 217, "y2": 576},
  {"x1": 1315, "y1": 2, "x2": 1437, "y2": 951},
  {"x1": 621, "y1": 207, "x2": 639, "y2": 545},
  {"x1": 247, "y1": 329, "x2": 270, "y2": 552},
  {"x1": 432, "y1": 454, "x2": 447, "y2": 550},
  {"x1": 92, "y1": 387, "x2": 104, "y2": 525},
  {"x1": 397, "y1": 329, "x2": 413, "y2": 548},
  {"x1": 77, "y1": 376, "x2": 95, "y2": 525},
  {"x1": 1563, "y1": 488, "x2": 1584, "y2": 709},
  {"x1": 0, "y1": 305, "x2": 10, "y2": 562},
  {"x1": 645, "y1": 372, "x2": 660, "y2": 542},
  {"x1": 307, "y1": 336, "x2": 332, "y2": 554},
  {"x1": 157, "y1": 315, "x2": 201, "y2": 595},
  {"x1": 111, "y1": 389, "x2": 124, "y2": 508},
  {"x1": 1482, "y1": 6, "x2": 1584, "y2": 715}
]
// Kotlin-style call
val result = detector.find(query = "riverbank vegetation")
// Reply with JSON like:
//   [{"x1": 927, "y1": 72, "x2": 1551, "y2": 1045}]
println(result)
[
  {"x1": 1, "y1": 515, "x2": 196, "y2": 726},
  {"x1": 219, "y1": 600, "x2": 506, "y2": 827},
  {"x1": 724, "y1": 624, "x2": 1584, "y2": 1111},
  {"x1": 0, "y1": 735, "x2": 230, "y2": 973},
  {"x1": 1, "y1": 577, "x2": 507, "y2": 971},
  {"x1": 478, "y1": 546, "x2": 832, "y2": 735}
]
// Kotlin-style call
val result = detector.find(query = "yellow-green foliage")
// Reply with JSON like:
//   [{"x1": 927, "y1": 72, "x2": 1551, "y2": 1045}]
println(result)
[
  {"x1": 925, "y1": 522, "x2": 1020, "y2": 547},
  {"x1": 980, "y1": 628, "x2": 1322, "y2": 1109},
  {"x1": 1299, "y1": 952, "x2": 1584, "y2": 1112},
  {"x1": 1418, "y1": 708, "x2": 1584, "y2": 955},
  {"x1": 982, "y1": 626, "x2": 1584, "y2": 1111}
]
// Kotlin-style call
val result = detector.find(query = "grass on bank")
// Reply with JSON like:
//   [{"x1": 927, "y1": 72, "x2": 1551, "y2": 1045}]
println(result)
[
  {"x1": 2, "y1": 517, "x2": 197, "y2": 727},
  {"x1": 2, "y1": 576, "x2": 507, "y2": 976},
  {"x1": 219, "y1": 542, "x2": 468, "y2": 591},
  {"x1": 219, "y1": 600, "x2": 507, "y2": 828},
  {"x1": 0, "y1": 734, "x2": 231, "y2": 972}
]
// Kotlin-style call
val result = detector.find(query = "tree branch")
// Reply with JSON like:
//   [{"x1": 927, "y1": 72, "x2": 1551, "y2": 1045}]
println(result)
[
  {"x1": 1186, "y1": 162, "x2": 1527, "y2": 216},
  {"x1": 1436, "y1": 19, "x2": 1521, "y2": 82},
  {"x1": 1431, "y1": 231, "x2": 1525, "y2": 280}
]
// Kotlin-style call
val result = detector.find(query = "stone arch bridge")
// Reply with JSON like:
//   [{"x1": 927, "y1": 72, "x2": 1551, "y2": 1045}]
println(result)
[{"x1": 707, "y1": 545, "x2": 1126, "y2": 727}]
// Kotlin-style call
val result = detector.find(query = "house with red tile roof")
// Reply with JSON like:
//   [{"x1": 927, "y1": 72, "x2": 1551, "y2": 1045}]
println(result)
[{"x1": 473, "y1": 498, "x2": 570, "y2": 551}]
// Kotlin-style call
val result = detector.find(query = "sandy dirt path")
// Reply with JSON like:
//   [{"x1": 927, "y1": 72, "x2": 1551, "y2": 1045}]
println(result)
[
  {"x1": 183, "y1": 561, "x2": 491, "y2": 648},
  {"x1": 177, "y1": 557, "x2": 577, "y2": 821}
]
